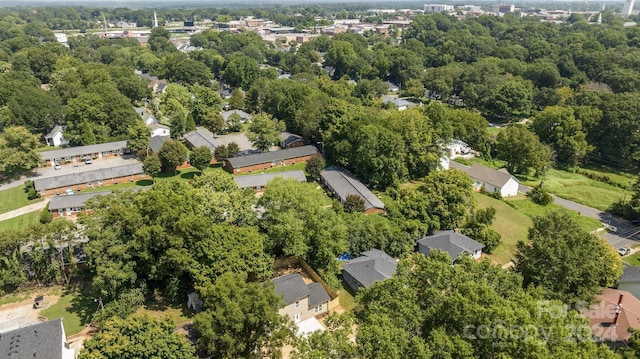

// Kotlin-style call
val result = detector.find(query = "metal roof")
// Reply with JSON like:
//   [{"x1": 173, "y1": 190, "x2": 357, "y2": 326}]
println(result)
[
  {"x1": 320, "y1": 166, "x2": 384, "y2": 210},
  {"x1": 227, "y1": 145, "x2": 318, "y2": 169},
  {"x1": 34, "y1": 163, "x2": 143, "y2": 191},
  {"x1": 233, "y1": 171, "x2": 306, "y2": 189},
  {"x1": 184, "y1": 127, "x2": 219, "y2": 151},
  {"x1": 0, "y1": 319, "x2": 66, "y2": 358},
  {"x1": 48, "y1": 191, "x2": 112, "y2": 210},
  {"x1": 40, "y1": 141, "x2": 127, "y2": 161}
]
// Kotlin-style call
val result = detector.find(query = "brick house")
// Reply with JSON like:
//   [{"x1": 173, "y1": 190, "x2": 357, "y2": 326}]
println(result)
[
  {"x1": 48, "y1": 191, "x2": 111, "y2": 218},
  {"x1": 233, "y1": 170, "x2": 307, "y2": 192},
  {"x1": 39, "y1": 140, "x2": 127, "y2": 167},
  {"x1": 279, "y1": 131, "x2": 304, "y2": 149},
  {"x1": 224, "y1": 145, "x2": 319, "y2": 174},
  {"x1": 34, "y1": 163, "x2": 145, "y2": 197}
]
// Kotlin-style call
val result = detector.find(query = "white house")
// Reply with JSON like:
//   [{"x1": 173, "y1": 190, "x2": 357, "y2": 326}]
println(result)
[
  {"x1": 135, "y1": 107, "x2": 158, "y2": 126},
  {"x1": 44, "y1": 125, "x2": 69, "y2": 147},
  {"x1": 383, "y1": 97, "x2": 408, "y2": 111},
  {"x1": 149, "y1": 123, "x2": 170, "y2": 137},
  {"x1": 451, "y1": 162, "x2": 519, "y2": 197},
  {"x1": 448, "y1": 139, "x2": 471, "y2": 158}
]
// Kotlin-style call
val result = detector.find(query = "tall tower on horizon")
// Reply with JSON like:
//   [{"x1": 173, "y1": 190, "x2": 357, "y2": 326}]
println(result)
[
  {"x1": 153, "y1": 11, "x2": 158, "y2": 28},
  {"x1": 623, "y1": 0, "x2": 635, "y2": 17}
]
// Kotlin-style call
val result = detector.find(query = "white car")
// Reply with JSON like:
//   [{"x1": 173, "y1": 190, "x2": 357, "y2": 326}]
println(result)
[
  {"x1": 54, "y1": 163, "x2": 61, "y2": 170},
  {"x1": 85, "y1": 158, "x2": 93, "y2": 165},
  {"x1": 618, "y1": 247, "x2": 631, "y2": 256}
]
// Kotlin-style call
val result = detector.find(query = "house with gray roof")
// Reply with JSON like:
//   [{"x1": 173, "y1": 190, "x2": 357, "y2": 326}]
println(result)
[
  {"x1": 383, "y1": 97, "x2": 408, "y2": 111},
  {"x1": 417, "y1": 230, "x2": 484, "y2": 263},
  {"x1": 49, "y1": 191, "x2": 111, "y2": 218},
  {"x1": 233, "y1": 170, "x2": 306, "y2": 192},
  {"x1": 44, "y1": 125, "x2": 68, "y2": 147},
  {"x1": 184, "y1": 127, "x2": 219, "y2": 152},
  {"x1": 34, "y1": 163, "x2": 144, "y2": 196},
  {"x1": 134, "y1": 106, "x2": 158, "y2": 126},
  {"x1": 39, "y1": 140, "x2": 128, "y2": 167},
  {"x1": 320, "y1": 166, "x2": 385, "y2": 214},
  {"x1": 450, "y1": 162, "x2": 519, "y2": 197},
  {"x1": 0, "y1": 319, "x2": 74, "y2": 359},
  {"x1": 149, "y1": 135, "x2": 170, "y2": 154},
  {"x1": 272, "y1": 273, "x2": 330, "y2": 323},
  {"x1": 341, "y1": 249, "x2": 397, "y2": 293},
  {"x1": 221, "y1": 109, "x2": 252, "y2": 124},
  {"x1": 224, "y1": 145, "x2": 319, "y2": 174},
  {"x1": 280, "y1": 131, "x2": 304, "y2": 149},
  {"x1": 619, "y1": 265, "x2": 640, "y2": 300}
]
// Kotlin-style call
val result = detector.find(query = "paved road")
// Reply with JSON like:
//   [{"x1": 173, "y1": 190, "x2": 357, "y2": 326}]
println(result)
[
  {"x1": 0, "y1": 198, "x2": 50, "y2": 221},
  {"x1": 519, "y1": 184, "x2": 639, "y2": 249}
]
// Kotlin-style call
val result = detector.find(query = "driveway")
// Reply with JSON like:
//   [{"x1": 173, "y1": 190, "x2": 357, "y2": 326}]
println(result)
[
  {"x1": 518, "y1": 184, "x2": 639, "y2": 249},
  {"x1": 215, "y1": 133, "x2": 255, "y2": 152}
]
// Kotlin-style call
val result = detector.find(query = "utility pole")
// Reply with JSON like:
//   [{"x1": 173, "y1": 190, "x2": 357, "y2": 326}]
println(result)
[{"x1": 317, "y1": 141, "x2": 325, "y2": 156}]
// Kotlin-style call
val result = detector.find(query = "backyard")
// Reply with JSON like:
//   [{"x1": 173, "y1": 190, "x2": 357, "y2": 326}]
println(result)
[
  {"x1": 0, "y1": 185, "x2": 43, "y2": 214},
  {"x1": 0, "y1": 211, "x2": 40, "y2": 232},
  {"x1": 40, "y1": 287, "x2": 96, "y2": 336}
]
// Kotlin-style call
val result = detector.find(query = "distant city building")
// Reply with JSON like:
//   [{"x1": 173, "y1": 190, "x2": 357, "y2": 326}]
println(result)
[
  {"x1": 623, "y1": 0, "x2": 636, "y2": 17},
  {"x1": 492, "y1": 4, "x2": 516, "y2": 13},
  {"x1": 424, "y1": 4, "x2": 455, "y2": 13}
]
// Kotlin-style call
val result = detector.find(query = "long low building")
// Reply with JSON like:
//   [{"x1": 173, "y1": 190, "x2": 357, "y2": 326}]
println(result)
[
  {"x1": 34, "y1": 163, "x2": 144, "y2": 197},
  {"x1": 233, "y1": 170, "x2": 307, "y2": 192},
  {"x1": 224, "y1": 145, "x2": 319, "y2": 174},
  {"x1": 320, "y1": 166, "x2": 385, "y2": 215},
  {"x1": 39, "y1": 140, "x2": 128, "y2": 167},
  {"x1": 48, "y1": 191, "x2": 112, "y2": 218}
]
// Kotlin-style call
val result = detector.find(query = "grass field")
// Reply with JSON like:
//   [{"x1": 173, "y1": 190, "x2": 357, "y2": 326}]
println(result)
[
  {"x1": 337, "y1": 280, "x2": 357, "y2": 313},
  {"x1": 506, "y1": 198, "x2": 602, "y2": 233},
  {"x1": 40, "y1": 288, "x2": 95, "y2": 335},
  {"x1": 0, "y1": 292, "x2": 29, "y2": 306},
  {"x1": 0, "y1": 211, "x2": 40, "y2": 232},
  {"x1": 235, "y1": 162, "x2": 307, "y2": 176},
  {"x1": 521, "y1": 168, "x2": 631, "y2": 211},
  {"x1": 138, "y1": 302, "x2": 192, "y2": 325},
  {"x1": 474, "y1": 193, "x2": 532, "y2": 265},
  {"x1": 0, "y1": 186, "x2": 43, "y2": 214},
  {"x1": 623, "y1": 252, "x2": 640, "y2": 267}
]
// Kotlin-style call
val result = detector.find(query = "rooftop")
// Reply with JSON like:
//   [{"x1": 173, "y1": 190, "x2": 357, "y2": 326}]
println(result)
[
  {"x1": 34, "y1": 163, "x2": 144, "y2": 191},
  {"x1": 149, "y1": 135, "x2": 170, "y2": 154},
  {"x1": 221, "y1": 109, "x2": 252, "y2": 121},
  {"x1": 0, "y1": 319, "x2": 67, "y2": 358},
  {"x1": 418, "y1": 230, "x2": 484, "y2": 262},
  {"x1": 320, "y1": 166, "x2": 384, "y2": 210},
  {"x1": 233, "y1": 170, "x2": 306, "y2": 189},
  {"x1": 44, "y1": 125, "x2": 64, "y2": 139},
  {"x1": 48, "y1": 191, "x2": 112, "y2": 210},
  {"x1": 620, "y1": 265, "x2": 640, "y2": 283},
  {"x1": 184, "y1": 127, "x2": 220, "y2": 152},
  {"x1": 227, "y1": 145, "x2": 318, "y2": 169},
  {"x1": 272, "y1": 273, "x2": 330, "y2": 307},
  {"x1": 466, "y1": 163, "x2": 516, "y2": 188},
  {"x1": 341, "y1": 249, "x2": 397, "y2": 288},
  {"x1": 40, "y1": 140, "x2": 127, "y2": 161},
  {"x1": 581, "y1": 288, "x2": 640, "y2": 343}
]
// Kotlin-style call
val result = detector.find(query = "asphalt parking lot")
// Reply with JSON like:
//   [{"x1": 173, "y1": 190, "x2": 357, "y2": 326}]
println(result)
[{"x1": 34, "y1": 155, "x2": 140, "y2": 179}]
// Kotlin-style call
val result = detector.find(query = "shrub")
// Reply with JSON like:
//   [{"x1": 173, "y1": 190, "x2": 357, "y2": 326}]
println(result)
[
  {"x1": 527, "y1": 185, "x2": 553, "y2": 205},
  {"x1": 23, "y1": 180, "x2": 40, "y2": 200},
  {"x1": 40, "y1": 204, "x2": 53, "y2": 224}
]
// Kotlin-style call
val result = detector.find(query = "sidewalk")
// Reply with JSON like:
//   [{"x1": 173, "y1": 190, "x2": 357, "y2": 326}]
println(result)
[{"x1": 0, "y1": 198, "x2": 50, "y2": 221}]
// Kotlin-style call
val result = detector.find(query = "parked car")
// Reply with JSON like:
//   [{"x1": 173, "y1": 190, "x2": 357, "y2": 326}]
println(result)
[
  {"x1": 54, "y1": 163, "x2": 61, "y2": 170},
  {"x1": 85, "y1": 158, "x2": 93, "y2": 165},
  {"x1": 618, "y1": 247, "x2": 631, "y2": 256}
]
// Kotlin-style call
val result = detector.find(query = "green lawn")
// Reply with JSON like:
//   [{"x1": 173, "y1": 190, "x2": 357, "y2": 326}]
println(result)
[
  {"x1": 0, "y1": 292, "x2": 29, "y2": 306},
  {"x1": 474, "y1": 193, "x2": 532, "y2": 265},
  {"x1": 623, "y1": 252, "x2": 640, "y2": 267},
  {"x1": 521, "y1": 168, "x2": 631, "y2": 211},
  {"x1": 0, "y1": 211, "x2": 40, "y2": 232},
  {"x1": 40, "y1": 288, "x2": 96, "y2": 335},
  {"x1": 0, "y1": 185, "x2": 43, "y2": 214},
  {"x1": 337, "y1": 280, "x2": 357, "y2": 313},
  {"x1": 138, "y1": 302, "x2": 192, "y2": 325},
  {"x1": 235, "y1": 162, "x2": 307, "y2": 176},
  {"x1": 506, "y1": 198, "x2": 602, "y2": 233}
]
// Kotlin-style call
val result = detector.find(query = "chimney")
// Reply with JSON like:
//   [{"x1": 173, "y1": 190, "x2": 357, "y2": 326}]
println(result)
[{"x1": 613, "y1": 293, "x2": 624, "y2": 326}]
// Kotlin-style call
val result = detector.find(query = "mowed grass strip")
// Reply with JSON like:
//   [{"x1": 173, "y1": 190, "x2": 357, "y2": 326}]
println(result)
[
  {"x1": 0, "y1": 211, "x2": 40, "y2": 232},
  {"x1": 506, "y1": 198, "x2": 602, "y2": 233},
  {"x1": 474, "y1": 193, "x2": 531, "y2": 265},
  {"x1": 40, "y1": 288, "x2": 95, "y2": 335},
  {"x1": 0, "y1": 185, "x2": 43, "y2": 214}
]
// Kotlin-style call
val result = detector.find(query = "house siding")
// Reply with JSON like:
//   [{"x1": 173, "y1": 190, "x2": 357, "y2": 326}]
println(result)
[
  {"x1": 225, "y1": 154, "x2": 316, "y2": 174},
  {"x1": 471, "y1": 177, "x2": 518, "y2": 197},
  {"x1": 283, "y1": 139, "x2": 304, "y2": 149},
  {"x1": 51, "y1": 207, "x2": 94, "y2": 218},
  {"x1": 39, "y1": 173, "x2": 146, "y2": 197},
  {"x1": 342, "y1": 270, "x2": 363, "y2": 294}
]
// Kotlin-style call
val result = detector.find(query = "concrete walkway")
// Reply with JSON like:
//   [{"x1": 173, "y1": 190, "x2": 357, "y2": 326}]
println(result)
[{"x1": 0, "y1": 198, "x2": 50, "y2": 221}]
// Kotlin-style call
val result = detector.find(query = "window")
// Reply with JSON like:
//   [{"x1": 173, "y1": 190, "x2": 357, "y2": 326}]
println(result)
[
  {"x1": 314, "y1": 304, "x2": 323, "y2": 313},
  {"x1": 295, "y1": 301, "x2": 300, "y2": 309}
]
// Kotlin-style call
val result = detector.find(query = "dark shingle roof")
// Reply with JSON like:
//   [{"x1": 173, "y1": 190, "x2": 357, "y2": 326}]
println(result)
[
  {"x1": 418, "y1": 230, "x2": 484, "y2": 261},
  {"x1": 34, "y1": 163, "x2": 143, "y2": 191},
  {"x1": 621, "y1": 265, "x2": 640, "y2": 283},
  {"x1": 149, "y1": 135, "x2": 170, "y2": 154},
  {"x1": 272, "y1": 273, "x2": 310, "y2": 305},
  {"x1": 48, "y1": 191, "x2": 112, "y2": 210},
  {"x1": 307, "y1": 283, "x2": 331, "y2": 307},
  {"x1": 184, "y1": 127, "x2": 219, "y2": 151},
  {"x1": 227, "y1": 145, "x2": 318, "y2": 169},
  {"x1": 233, "y1": 171, "x2": 306, "y2": 189},
  {"x1": 0, "y1": 319, "x2": 65, "y2": 358},
  {"x1": 341, "y1": 249, "x2": 397, "y2": 288},
  {"x1": 280, "y1": 132, "x2": 303, "y2": 147},
  {"x1": 39, "y1": 141, "x2": 127, "y2": 161},
  {"x1": 466, "y1": 164, "x2": 515, "y2": 188},
  {"x1": 320, "y1": 166, "x2": 384, "y2": 210}
]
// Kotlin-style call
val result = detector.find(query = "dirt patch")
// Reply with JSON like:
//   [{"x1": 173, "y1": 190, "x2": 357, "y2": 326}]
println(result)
[
  {"x1": 67, "y1": 326, "x2": 97, "y2": 355},
  {"x1": 0, "y1": 291, "x2": 61, "y2": 332},
  {"x1": 273, "y1": 265, "x2": 315, "y2": 284}
]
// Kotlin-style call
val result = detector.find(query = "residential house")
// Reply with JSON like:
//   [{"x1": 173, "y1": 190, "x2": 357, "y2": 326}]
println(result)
[
  {"x1": 280, "y1": 131, "x2": 304, "y2": 149},
  {"x1": 0, "y1": 319, "x2": 75, "y2": 359},
  {"x1": 450, "y1": 162, "x2": 520, "y2": 197},
  {"x1": 320, "y1": 166, "x2": 385, "y2": 215},
  {"x1": 48, "y1": 191, "x2": 111, "y2": 218},
  {"x1": 135, "y1": 107, "x2": 158, "y2": 126},
  {"x1": 184, "y1": 127, "x2": 220, "y2": 153},
  {"x1": 224, "y1": 145, "x2": 319, "y2": 174},
  {"x1": 272, "y1": 273, "x2": 330, "y2": 324},
  {"x1": 417, "y1": 230, "x2": 484, "y2": 263},
  {"x1": 149, "y1": 135, "x2": 170, "y2": 154},
  {"x1": 384, "y1": 81, "x2": 400, "y2": 92},
  {"x1": 39, "y1": 140, "x2": 128, "y2": 167},
  {"x1": 383, "y1": 97, "x2": 408, "y2": 111},
  {"x1": 34, "y1": 163, "x2": 145, "y2": 197},
  {"x1": 341, "y1": 249, "x2": 397, "y2": 293},
  {"x1": 448, "y1": 139, "x2": 471, "y2": 158},
  {"x1": 149, "y1": 123, "x2": 170, "y2": 137},
  {"x1": 44, "y1": 125, "x2": 69, "y2": 147},
  {"x1": 221, "y1": 109, "x2": 252, "y2": 124},
  {"x1": 618, "y1": 265, "x2": 640, "y2": 300},
  {"x1": 581, "y1": 288, "x2": 640, "y2": 345},
  {"x1": 233, "y1": 170, "x2": 307, "y2": 192}
]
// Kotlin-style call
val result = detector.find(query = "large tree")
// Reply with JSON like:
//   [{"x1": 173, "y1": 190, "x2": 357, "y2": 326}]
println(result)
[
  {"x1": 193, "y1": 272, "x2": 293, "y2": 358},
  {"x1": 247, "y1": 113, "x2": 286, "y2": 152},
  {"x1": 79, "y1": 314, "x2": 195, "y2": 359},
  {"x1": 515, "y1": 211, "x2": 622, "y2": 303},
  {"x1": 0, "y1": 126, "x2": 41, "y2": 177},
  {"x1": 495, "y1": 125, "x2": 552, "y2": 175},
  {"x1": 189, "y1": 145, "x2": 212, "y2": 173},
  {"x1": 158, "y1": 139, "x2": 187, "y2": 173}
]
